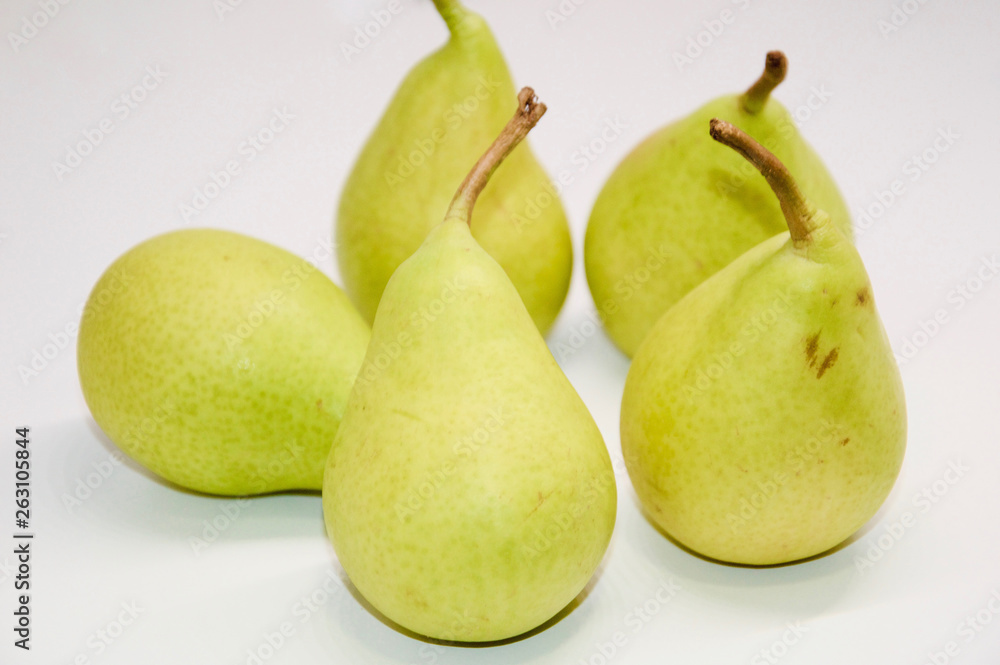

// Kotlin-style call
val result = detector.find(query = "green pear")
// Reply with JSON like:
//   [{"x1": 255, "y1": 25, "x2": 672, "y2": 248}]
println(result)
[
  {"x1": 620, "y1": 120, "x2": 905, "y2": 566},
  {"x1": 585, "y1": 51, "x2": 853, "y2": 357},
  {"x1": 325, "y1": 89, "x2": 616, "y2": 642},
  {"x1": 336, "y1": 0, "x2": 571, "y2": 335},
  {"x1": 77, "y1": 229, "x2": 370, "y2": 496}
]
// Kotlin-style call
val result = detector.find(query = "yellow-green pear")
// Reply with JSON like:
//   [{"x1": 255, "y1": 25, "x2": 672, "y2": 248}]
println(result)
[
  {"x1": 621, "y1": 120, "x2": 905, "y2": 566},
  {"x1": 77, "y1": 229, "x2": 370, "y2": 496},
  {"x1": 586, "y1": 51, "x2": 852, "y2": 357},
  {"x1": 336, "y1": 0, "x2": 571, "y2": 335},
  {"x1": 325, "y1": 90, "x2": 616, "y2": 641}
]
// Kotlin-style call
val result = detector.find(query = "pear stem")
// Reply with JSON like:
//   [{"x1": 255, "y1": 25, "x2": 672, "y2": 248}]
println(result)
[
  {"x1": 446, "y1": 87, "x2": 546, "y2": 224},
  {"x1": 709, "y1": 118, "x2": 815, "y2": 246},
  {"x1": 432, "y1": 0, "x2": 468, "y2": 34},
  {"x1": 739, "y1": 51, "x2": 787, "y2": 114}
]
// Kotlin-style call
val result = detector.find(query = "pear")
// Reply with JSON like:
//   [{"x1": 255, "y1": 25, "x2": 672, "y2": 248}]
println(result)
[
  {"x1": 325, "y1": 89, "x2": 616, "y2": 642},
  {"x1": 77, "y1": 229, "x2": 370, "y2": 496},
  {"x1": 336, "y1": 0, "x2": 571, "y2": 335},
  {"x1": 620, "y1": 120, "x2": 905, "y2": 566},
  {"x1": 585, "y1": 51, "x2": 853, "y2": 357}
]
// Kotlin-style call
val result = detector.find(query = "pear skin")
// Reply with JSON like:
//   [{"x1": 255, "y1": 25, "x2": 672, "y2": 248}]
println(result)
[
  {"x1": 586, "y1": 52, "x2": 853, "y2": 357},
  {"x1": 325, "y1": 90, "x2": 616, "y2": 641},
  {"x1": 621, "y1": 120, "x2": 905, "y2": 565},
  {"x1": 337, "y1": 0, "x2": 571, "y2": 334},
  {"x1": 78, "y1": 229, "x2": 371, "y2": 495}
]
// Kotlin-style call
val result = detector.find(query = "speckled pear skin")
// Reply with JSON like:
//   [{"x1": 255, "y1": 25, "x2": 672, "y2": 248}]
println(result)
[
  {"x1": 324, "y1": 219, "x2": 616, "y2": 642},
  {"x1": 77, "y1": 229, "x2": 371, "y2": 496},
  {"x1": 621, "y1": 214, "x2": 905, "y2": 566},
  {"x1": 336, "y1": 1, "x2": 571, "y2": 335},
  {"x1": 585, "y1": 91, "x2": 852, "y2": 358}
]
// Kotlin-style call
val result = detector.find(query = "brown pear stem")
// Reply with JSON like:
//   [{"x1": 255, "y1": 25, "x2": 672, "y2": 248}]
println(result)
[
  {"x1": 740, "y1": 51, "x2": 787, "y2": 114},
  {"x1": 709, "y1": 118, "x2": 815, "y2": 246},
  {"x1": 432, "y1": 0, "x2": 468, "y2": 34},
  {"x1": 446, "y1": 87, "x2": 546, "y2": 223}
]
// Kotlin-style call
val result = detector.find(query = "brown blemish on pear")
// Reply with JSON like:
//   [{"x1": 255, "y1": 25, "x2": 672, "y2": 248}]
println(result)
[
  {"x1": 816, "y1": 348, "x2": 839, "y2": 379},
  {"x1": 805, "y1": 332, "x2": 820, "y2": 368}
]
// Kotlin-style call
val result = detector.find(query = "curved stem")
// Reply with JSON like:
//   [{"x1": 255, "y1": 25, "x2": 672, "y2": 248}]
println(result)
[
  {"x1": 446, "y1": 87, "x2": 546, "y2": 224},
  {"x1": 432, "y1": 0, "x2": 468, "y2": 35},
  {"x1": 709, "y1": 118, "x2": 815, "y2": 246},
  {"x1": 739, "y1": 51, "x2": 787, "y2": 114}
]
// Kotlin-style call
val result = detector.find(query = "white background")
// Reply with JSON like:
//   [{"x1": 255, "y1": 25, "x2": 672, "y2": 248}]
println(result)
[{"x1": 2, "y1": 0, "x2": 1000, "y2": 663}]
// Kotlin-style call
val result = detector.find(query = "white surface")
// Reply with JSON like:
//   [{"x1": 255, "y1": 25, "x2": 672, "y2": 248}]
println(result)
[{"x1": 2, "y1": 0, "x2": 1000, "y2": 663}]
